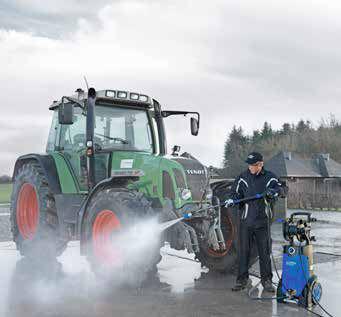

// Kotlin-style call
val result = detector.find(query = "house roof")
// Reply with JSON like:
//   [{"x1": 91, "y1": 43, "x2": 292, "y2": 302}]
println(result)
[{"x1": 265, "y1": 151, "x2": 341, "y2": 178}]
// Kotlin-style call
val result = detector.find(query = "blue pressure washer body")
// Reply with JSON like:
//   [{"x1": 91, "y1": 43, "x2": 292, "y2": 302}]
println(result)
[{"x1": 277, "y1": 212, "x2": 322, "y2": 309}]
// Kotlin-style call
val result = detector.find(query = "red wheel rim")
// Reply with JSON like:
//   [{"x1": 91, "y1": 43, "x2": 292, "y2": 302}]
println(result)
[
  {"x1": 207, "y1": 213, "x2": 235, "y2": 257},
  {"x1": 16, "y1": 183, "x2": 39, "y2": 240},
  {"x1": 92, "y1": 210, "x2": 122, "y2": 266}
]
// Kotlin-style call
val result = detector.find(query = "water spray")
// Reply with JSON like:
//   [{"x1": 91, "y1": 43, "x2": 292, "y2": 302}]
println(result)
[{"x1": 158, "y1": 213, "x2": 193, "y2": 232}]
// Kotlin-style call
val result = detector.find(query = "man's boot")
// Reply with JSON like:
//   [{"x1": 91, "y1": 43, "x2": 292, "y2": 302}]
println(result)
[
  {"x1": 262, "y1": 279, "x2": 276, "y2": 293},
  {"x1": 232, "y1": 278, "x2": 252, "y2": 292}
]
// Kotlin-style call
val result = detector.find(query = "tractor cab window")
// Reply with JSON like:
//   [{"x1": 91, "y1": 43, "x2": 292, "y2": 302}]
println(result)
[
  {"x1": 94, "y1": 105, "x2": 154, "y2": 153},
  {"x1": 59, "y1": 106, "x2": 86, "y2": 152},
  {"x1": 150, "y1": 114, "x2": 160, "y2": 155},
  {"x1": 58, "y1": 106, "x2": 88, "y2": 190},
  {"x1": 46, "y1": 111, "x2": 59, "y2": 152},
  {"x1": 57, "y1": 105, "x2": 154, "y2": 153}
]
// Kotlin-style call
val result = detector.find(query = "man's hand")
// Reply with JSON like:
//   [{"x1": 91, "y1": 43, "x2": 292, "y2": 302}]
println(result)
[
  {"x1": 265, "y1": 188, "x2": 279, "y2": 200},
  {"x1": 224, "y1": 199, "x2": 234, "y2": 208}
]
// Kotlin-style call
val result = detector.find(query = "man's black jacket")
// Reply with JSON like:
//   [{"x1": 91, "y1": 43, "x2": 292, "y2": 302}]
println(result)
[{"x1": 230, "y1": 168, "x2": 284, "y2": 226}]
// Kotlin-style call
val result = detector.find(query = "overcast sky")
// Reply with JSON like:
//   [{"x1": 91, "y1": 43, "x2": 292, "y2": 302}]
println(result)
[{"x1": 1, "y1": 0, "x2": 341, "y2": 175}]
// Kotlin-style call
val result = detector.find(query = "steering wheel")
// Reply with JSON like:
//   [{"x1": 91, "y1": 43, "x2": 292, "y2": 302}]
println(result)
[
  {"x1": 73, "y1": 134, "x2": 103, "y2": 153},
  {"x1": 110, "y1": 137, "x2": 129, "y2": 144}
]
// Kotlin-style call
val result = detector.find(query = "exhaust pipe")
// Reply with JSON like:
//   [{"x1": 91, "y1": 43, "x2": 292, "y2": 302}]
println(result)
[{"x1": 86, "y1": 88, "x2": 96, "y2": 190}]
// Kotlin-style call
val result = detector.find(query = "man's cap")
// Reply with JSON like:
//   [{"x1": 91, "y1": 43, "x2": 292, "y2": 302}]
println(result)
[{"x1": 245, "y1": 152, "x2": 263, "y2": 164}]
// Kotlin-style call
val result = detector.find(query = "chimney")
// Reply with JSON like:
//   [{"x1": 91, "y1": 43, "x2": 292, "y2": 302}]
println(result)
[
  {"x1": 317, "y1": 153, "x2": 329, "y2": 177},
  {"x1": 283, "y1": 151, "x2": 292, "y2": 160}
]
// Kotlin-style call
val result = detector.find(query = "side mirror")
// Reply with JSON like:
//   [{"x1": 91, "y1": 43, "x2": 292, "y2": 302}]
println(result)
[
  {"x1": 191, "y1": 117, "x2": 199, "y2": 136},
  {"x1": 58, "y1": 101, "x2": 74, "y2": 125}
]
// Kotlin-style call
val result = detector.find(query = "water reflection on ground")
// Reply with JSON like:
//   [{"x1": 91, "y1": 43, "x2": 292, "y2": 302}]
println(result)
[{"x1": 0, "y1": 210, "x2": 340, "y2": 317}]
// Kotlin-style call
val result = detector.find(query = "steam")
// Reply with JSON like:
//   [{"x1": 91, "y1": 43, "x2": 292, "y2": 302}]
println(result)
[
  {"x1": 4, "y1": 216, "x2": 204, "y2": 316},
  {"x1": 102, "y1": 216, "x2": 163, "y2": 288}
]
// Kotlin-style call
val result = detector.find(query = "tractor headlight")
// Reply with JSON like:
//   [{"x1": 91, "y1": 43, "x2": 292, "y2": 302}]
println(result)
[
  {"x1": 139, "y1": 95, "x2": 149, "y2": 102},
  {"x1": 181, "y1": 188, "x2": 192, "y2": 200},
  {"x1": 106, "y1": 90, "x2": 116, "y2": 98},
  {"x1": 130, "y1": 93, "x2": 139, "y2": 100},
  {"x1": 117, "y1": 91, "x2": 128, "y2": 99}
]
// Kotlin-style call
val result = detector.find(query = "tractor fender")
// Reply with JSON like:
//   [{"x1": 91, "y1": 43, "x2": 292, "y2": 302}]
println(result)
[
  {"x1": 210, "y1": 179, "x2": 234, "y2": 201},
  {"x1": 12, "y1": 154, "x2": 62, "y2": 194},
  {"x1": 78, "y1": 175, "x2": 139, "y2": 254}
]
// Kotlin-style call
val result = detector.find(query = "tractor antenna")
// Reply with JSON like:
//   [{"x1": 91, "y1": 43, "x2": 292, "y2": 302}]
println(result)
[{"x1": 84, "y1": 76, "x2": 89, "y2": 90}]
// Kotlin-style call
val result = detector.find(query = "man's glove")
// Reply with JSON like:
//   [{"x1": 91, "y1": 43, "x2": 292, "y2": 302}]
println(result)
[
  {"x1": 265, "y1": 188, "x2": 279, "y2": 200},
  {"x1": 224, "y1": 199, "x2": 234, "y2": 208}
]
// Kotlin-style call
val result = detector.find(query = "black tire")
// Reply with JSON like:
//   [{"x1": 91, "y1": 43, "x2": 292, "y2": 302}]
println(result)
[
  {"x1": 197, "y1": 205, "x2": 258, "y2": 273},
  {"x1": 196, "y1": 205, "x2": 239, "y2": 273},
  {"x1": 299, "y1": 278, "x2": 322, "y2": 308},
  {"x1": 10, "y1": 162, "x2": 67, "y2": 259},
  {"x1": 197, "y1": 181, "x2": 258, "y2": 273},
  {"x1": 299, "y1": 285, "x2": 310, "y2": 308},
  {"x1": 83, "y1": 188, "x2": 161, "y2": 286}
]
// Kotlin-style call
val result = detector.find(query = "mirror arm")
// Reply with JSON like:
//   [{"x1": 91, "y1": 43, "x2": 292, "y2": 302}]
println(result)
[
  {"x1": 161, "y1": 110, "x2": 200, "y2": 122},
  {"x1": 62, "y1": 96, "x2": 85, "y2": 109}
]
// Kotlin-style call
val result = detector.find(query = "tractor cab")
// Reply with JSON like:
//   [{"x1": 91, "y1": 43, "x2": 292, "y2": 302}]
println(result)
[
  {"x1": 48, "y1": 90, "x2": 160, "y2": 191},
  {"x1": 47, "y1": 88, "x2": 200, "y2": 196}
]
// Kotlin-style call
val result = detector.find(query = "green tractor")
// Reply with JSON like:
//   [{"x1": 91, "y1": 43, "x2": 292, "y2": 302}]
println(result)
[{"x1": 10, "y1": 87, "x2": 251, "y2": 278}]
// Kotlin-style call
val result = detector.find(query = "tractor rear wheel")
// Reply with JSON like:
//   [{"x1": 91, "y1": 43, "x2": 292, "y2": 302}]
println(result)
[
  {"x1": 10, "y1": 162, "x2": 67, "y2": 258},
  {"x1": 197, "y1": 182, "x2": 258, "y2": 273},
  {"x1": 83, "y1": 188, "x2": 161, "y2": 286}
]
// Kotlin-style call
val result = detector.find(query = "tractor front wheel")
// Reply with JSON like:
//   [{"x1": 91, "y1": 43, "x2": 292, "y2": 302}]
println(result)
[{"x1": 83, "y1": 188, "x2": 161, "y2": 286}]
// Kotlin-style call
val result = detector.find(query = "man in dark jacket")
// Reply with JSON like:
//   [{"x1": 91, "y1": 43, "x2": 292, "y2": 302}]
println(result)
[{"x1": 225, "y1": 152, "x2": 285, "y2": 292}]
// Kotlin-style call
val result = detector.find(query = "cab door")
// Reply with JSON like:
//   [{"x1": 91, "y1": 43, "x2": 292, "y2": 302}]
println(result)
[{"x1": 58, "y1": 106, "x2": 88, "y2": 191}]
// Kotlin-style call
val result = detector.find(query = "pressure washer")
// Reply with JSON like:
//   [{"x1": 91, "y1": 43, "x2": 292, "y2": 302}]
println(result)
[
  {"x1": 276, "y1": 212, "x2": 322, "y2": 309},
  {"x1": 162, "y1": 196, "x2": 334, "y2": 316}
]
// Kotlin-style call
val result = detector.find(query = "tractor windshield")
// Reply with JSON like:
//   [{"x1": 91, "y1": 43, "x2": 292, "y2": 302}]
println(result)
[
  {"x1": 94, "y1": 105, "x2": 154, "y2": 153},
  {"x1": 58, "y1": 105, "x2": 154, "y2": 154}
]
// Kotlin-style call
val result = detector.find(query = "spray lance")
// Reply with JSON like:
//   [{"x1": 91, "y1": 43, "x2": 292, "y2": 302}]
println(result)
[{"x1": 159, "y1": 192, "x2": 273, "y2": 232}]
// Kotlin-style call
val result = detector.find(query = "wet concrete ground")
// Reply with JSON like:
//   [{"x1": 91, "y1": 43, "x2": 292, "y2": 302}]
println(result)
[{"x1": 0, "y1": 208, "x2": 340, "y2": 317}]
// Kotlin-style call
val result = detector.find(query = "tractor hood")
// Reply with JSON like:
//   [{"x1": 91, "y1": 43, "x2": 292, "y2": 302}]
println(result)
[
  {"x1": 170, "y1": 156, "x2": 208, "y2": 201},
  {"x1": 106, "y1": 151, "x2": 210, "y2": 208}
]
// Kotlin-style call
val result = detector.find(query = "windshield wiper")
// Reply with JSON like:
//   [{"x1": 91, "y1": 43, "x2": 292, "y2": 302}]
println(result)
[{"x1": 94, "y1": 133, "x2": 129, "y2": 144}]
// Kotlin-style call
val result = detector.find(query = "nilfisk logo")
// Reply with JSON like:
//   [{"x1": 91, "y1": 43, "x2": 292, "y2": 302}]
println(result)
[
  {"x1": 186, "y1": 169, "x2": 205, "y2": 175},
  {"x1": 286, "y1": 261, "x2": 297, "y2": 267}
]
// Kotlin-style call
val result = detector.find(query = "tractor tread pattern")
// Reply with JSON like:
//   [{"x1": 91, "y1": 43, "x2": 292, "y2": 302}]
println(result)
[{"x1": 10, "y1": 162, "x2": 67, "y2": 258}]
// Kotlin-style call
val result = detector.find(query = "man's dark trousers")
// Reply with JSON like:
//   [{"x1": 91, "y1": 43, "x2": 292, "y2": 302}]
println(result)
[{"x1": 237, "y1": 220, "x2": 272, "y2": 283}]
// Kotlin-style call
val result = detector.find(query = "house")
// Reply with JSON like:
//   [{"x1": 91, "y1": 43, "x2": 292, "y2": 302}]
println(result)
[{"x1": 265, "y1": 151, "x2": 341, "y2": 209}]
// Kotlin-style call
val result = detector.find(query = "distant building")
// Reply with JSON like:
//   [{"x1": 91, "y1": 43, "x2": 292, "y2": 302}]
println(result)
[{"x1": 265, "y1": 151, "x2": 341, "y2": 209}]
